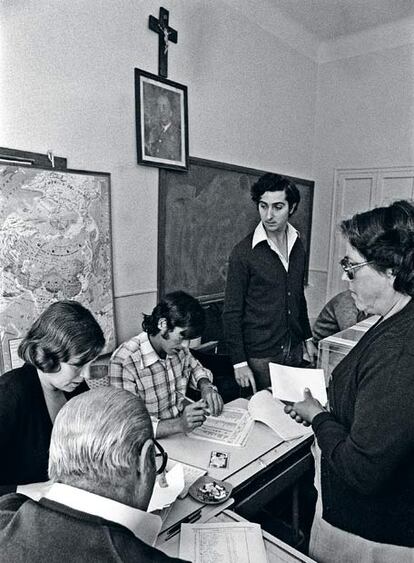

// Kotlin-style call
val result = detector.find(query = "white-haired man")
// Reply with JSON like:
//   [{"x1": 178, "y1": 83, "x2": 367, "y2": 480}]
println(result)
[{"x1": 0, "y1": 388, "x2": 186, "y2": 562}]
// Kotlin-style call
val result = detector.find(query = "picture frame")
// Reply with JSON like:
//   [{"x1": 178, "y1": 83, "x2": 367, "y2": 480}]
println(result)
[{"x1": 135, "y1": 68, "x2": 189, "y2": 171}]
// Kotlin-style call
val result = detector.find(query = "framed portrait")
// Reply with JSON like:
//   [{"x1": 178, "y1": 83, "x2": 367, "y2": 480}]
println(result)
[{"x1": 135, "y1": 68, "x2": 189, "y2": 171}]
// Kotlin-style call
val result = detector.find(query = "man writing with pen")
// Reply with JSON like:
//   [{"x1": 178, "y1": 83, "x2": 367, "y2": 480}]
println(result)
[{"x1": 109, "y1": 291, "x2": 224, "y2": 438}]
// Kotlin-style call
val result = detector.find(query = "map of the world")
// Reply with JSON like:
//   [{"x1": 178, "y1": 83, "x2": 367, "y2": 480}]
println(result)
[{"x1": 0, "y1": 165, "x2": 115, "y2": 372}]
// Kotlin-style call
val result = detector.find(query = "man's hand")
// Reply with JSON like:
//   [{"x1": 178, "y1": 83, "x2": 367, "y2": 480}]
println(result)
[
  {"x1": 284, "y1": 388, "x2": 325, "y2": 425},
  {"x1": 200, "y1": 386, "x2": 224, "y2": 416},
  {"x1": 234, "y1": 365, "x2": 257, "y2": 394},
  {"x1": 303, "y1": 339, "x2": 318, "y2": 366},
  {"x1": 180, "y1": 400, "x2": 207, "y2": 433}
]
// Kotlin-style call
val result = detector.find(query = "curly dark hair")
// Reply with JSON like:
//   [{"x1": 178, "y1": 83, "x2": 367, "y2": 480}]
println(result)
[
  {"x1": 340, "y1": 200, "x2": 414, "y2": 296},
  {"x1": 250, "y1": 173, "x2": 300, "y2": 215},
  {"x1": 142, "y1": 291, "x2": 205, "y2": 339},
  {"x1": 18, "y1": 300, "x2": 105, "y2": 373}
]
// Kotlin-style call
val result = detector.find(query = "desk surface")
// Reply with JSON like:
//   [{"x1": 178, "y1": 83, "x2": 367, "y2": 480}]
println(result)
[
  {"x1": 158, "y1": 398, "x2": 313, "y2": 535},
  {"x1": 157, "y1": 508, "x2": 316, "y2": 562}
]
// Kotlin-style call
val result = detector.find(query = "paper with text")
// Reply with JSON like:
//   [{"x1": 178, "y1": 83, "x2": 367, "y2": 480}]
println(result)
[
  {"x1": 189, "y1": 406, "x2": 254, "y2": 447},
  {"x1": 168, "y1": 459, "x2": 207, "y2": 499},
  {"x1": 248, "y1": 390, "x2": 313, "y2": 440},
  {"x1": 269, "y1": 363, "x2": 327, "y2": 405},
  {"x1": 179, "y1": 522, "x2": 267, "y2": 563},
  {"x1": 147, "y1": 463, "x2": 185, "y2": 512}
]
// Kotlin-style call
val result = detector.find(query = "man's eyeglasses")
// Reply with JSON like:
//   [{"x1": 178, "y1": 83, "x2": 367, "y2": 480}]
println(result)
[
  {"x1": 153, "y1": 439, "x2": 168, "y2": 475},
  {"x1": 340, "y1": 257, "x2": 373, "y2": 281}
]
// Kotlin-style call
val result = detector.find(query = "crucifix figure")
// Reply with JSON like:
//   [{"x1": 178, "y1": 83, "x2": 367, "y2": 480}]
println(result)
[{"x1": 148, "y1": 7, "x2": 177, "y2": 78}]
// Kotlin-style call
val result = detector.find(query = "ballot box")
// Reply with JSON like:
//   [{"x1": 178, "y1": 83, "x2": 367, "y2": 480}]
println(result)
[{"x1": 317, "y1": 315, "x2": 379, "y2": 386}]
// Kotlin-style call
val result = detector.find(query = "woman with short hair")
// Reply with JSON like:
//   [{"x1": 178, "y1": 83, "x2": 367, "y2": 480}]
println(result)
[
  {"x1": 0, "y1": 300, "x2": 105, "y2": 495},
  {"x1": 286, "y1": 200, "x2": 414, "y2": 562}
]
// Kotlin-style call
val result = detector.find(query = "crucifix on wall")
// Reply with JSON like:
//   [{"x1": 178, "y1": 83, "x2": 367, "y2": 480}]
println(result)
[{"x1": 149, "y1": 7, "x2": 178, "y2": 78}]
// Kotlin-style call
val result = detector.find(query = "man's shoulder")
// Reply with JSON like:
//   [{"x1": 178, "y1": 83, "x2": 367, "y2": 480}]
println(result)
[
  {"x1": 110, "y1": 527, "x2": 186, "y2": 562},
  {"x1": 230, "y1": 232, "x2": 255, "y2": 256},
  {"x1": 0, "y1": 496, "x2": 185, "y2": 563},
  {"x1": 110, "y1": 333, "x2": 146, "y2": 362},
  {"x1": 0, "y1": 493, "x2": 27, "y2": 513},
  {"x1": 327, "y1": 290, "x2": 354, "y2": 309},
  {"x1": 0, "y1": 494, "x2": 33, "y2": 531}
]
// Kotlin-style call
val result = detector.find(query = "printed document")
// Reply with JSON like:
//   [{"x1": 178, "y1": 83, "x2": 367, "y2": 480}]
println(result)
[
  {"x1": 147, "y1": 463, "x2": 185, "y2": 512},
  {"x1": 269, "y1": 362, "x2": 328, "y2": 405},
  {"x1": 189, "y1": 406, "x2": 254, "y2": 447},
  {"x1": 248, "y1": 390, "x2": 313, "y2": 440},
  {"x1": 168, "y1": 459, "x2": 207, "y2": 498},
  {"x1": 179, "y1": 522, "x2": 267, "y2": 563}
]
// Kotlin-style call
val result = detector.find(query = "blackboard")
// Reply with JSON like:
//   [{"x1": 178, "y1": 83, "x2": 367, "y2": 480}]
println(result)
[{"x1": 158, "y1": 157, "x2": 314, "y2": 302}]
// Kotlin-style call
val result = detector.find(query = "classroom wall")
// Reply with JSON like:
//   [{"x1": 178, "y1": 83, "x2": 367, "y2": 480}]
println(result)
[
  {"x1": 0, "y1": 0, "x2": 320, "y2": 343},
  {"x1": 312, "y1": 27, "x2": 414, "y2": 297}
]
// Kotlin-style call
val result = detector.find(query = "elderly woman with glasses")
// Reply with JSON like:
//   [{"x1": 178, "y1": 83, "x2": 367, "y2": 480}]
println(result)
[{"x1": 285, "y1": 200, "x2": 414, "y2": 562}]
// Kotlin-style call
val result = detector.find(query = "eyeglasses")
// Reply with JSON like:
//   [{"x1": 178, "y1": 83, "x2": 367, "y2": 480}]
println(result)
[
  {"x1": 153, "y1": 439, "x2": 168, "y2": 475},
  {"x1": 340, "y1": 257, "x2": 373, "y2": 281}
]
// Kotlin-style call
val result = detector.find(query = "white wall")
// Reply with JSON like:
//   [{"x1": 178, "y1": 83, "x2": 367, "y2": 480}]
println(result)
[
  {"x1": 0, "y1": 0, "x2": 319, "y2": 341},
  {"x1": 313, "y1": 37, "x2": 414, "y2": 298}
]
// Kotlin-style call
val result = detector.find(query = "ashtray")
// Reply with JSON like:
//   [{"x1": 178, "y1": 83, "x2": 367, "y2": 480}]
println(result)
[{"x1": 188, "y1": 476, "x2": 233, "y2": 505}]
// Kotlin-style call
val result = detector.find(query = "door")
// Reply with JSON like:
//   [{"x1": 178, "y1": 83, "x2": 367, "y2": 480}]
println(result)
[{"x1": 327, "y1": 166, "x2": 414, "y2": 298}]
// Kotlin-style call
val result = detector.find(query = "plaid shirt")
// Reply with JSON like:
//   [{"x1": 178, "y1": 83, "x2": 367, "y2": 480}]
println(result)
[{"x1": 108, "y1": 332, "x2": 213, "y2": 420}]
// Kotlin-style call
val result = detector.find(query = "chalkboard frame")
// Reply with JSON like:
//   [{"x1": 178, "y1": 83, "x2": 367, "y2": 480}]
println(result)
[{"x1": 158, "y1": 157, "x2": 314, "y2": 302}]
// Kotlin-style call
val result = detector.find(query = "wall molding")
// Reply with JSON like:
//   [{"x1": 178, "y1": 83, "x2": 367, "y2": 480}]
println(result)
[{"x1": 114, "y1": 289, "x2": 157, "y2": 299}]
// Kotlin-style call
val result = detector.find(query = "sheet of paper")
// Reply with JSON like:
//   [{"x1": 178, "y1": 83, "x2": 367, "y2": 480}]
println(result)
[
  {"x1": 189, "y1": 406, "x2": 254, "y2": 447},
  {"x1": 179, "y1": 522, "x2": 267, "y2": 563},
  {"x1": 269, "y1": 362, "x2": 328, "y2": 405},
  {"x1": 168, "y1": 459, "x2": 207, "y2": 499},
  {"x1": 248, "y1": 390, "x2": 313, "y2": 441},
  {"x1": 147, "y1": 462, "x2": 185, "y2": 512}
]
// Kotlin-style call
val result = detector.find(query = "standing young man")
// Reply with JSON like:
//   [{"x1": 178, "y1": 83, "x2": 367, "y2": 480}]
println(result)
[
  {"x1": 109, "y1": 291, "x2": 224, "y2": 438},
  {"x1": 223, "y1": 173, "x2": 314, "y2": 392}
]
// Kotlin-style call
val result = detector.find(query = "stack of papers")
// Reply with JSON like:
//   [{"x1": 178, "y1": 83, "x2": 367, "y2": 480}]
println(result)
[
  {"x1": 248, "y1": 390, "x2": 313, "y2": 441},
  {"x1": 168, "y1": 459, "x2": 207, "y2": 499}
]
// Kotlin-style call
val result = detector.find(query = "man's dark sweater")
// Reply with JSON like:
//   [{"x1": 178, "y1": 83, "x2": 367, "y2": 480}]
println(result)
[
  {"x1": 0, "y1": 494, "x2": 184, "y2": 562},
  {"x1": 223, "y1": 232, "x2": 311, "y2": 364},
  {"x1": 312, "y1": 300, "x2": 414, "y2": 546}
]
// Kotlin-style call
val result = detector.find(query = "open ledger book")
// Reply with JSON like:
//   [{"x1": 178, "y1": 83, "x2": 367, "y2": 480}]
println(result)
[
  {"x1": 248, "y1": 390, "x2": 313, "y2": 441},
  {"x1": 189, "y1": 406, "x2": 254, "y2": 447}
]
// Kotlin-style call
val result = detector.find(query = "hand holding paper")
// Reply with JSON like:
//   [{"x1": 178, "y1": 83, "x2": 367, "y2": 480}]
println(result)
[
  {"x1": 284, "y1": 388, "x2": 326, "y2": 425},
  {"x1": 269, "y1": 362, "x2": 327, "y2": 405},
  {"x1": 248, "y1": 390, "x2": 313, "y2": 440}
]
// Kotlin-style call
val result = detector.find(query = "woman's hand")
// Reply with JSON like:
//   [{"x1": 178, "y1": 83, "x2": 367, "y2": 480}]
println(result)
[{"x1": 284, "y1": 388, "x2": 325, "y2": 425}]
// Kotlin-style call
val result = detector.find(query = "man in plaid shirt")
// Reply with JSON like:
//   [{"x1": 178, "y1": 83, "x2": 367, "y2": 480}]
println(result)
[{"x1": 109, "y1": 291, "x2": 224, "y2": 438}]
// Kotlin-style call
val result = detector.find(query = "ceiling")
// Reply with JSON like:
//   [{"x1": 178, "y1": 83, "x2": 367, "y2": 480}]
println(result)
[{"x1": 272, "y1": 0, "x2": 414, "y2": 41}]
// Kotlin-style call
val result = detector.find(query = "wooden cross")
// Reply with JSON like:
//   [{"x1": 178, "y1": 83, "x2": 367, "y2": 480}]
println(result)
[{"x1": 148, "y1": 7, "x2": 178, "y2": 78}]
